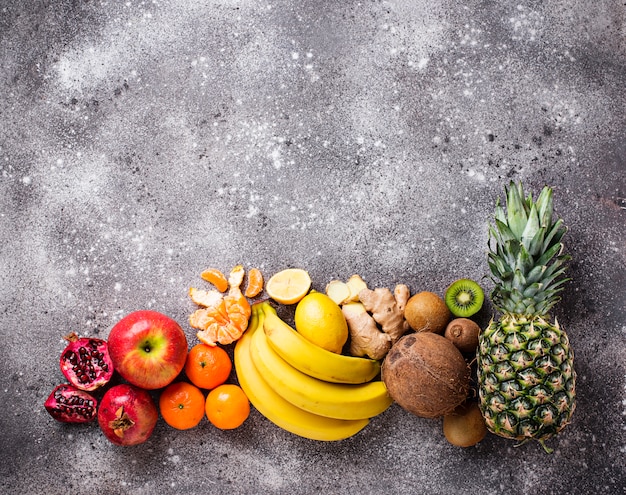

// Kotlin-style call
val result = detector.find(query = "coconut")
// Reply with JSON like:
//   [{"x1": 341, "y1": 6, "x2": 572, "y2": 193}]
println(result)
[{"x1": 381, "y1": 332, "x2": 470, "y2": 418}]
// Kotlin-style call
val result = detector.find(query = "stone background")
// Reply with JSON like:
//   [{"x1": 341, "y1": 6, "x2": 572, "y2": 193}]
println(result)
[{"x1": 1, "y1": 1, "x2": 624, "y2": 494}]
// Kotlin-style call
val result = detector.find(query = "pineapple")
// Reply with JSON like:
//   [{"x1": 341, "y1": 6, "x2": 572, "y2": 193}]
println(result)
[{"x1": 477, "y1": 182, "x2": 576, "y2": 453}]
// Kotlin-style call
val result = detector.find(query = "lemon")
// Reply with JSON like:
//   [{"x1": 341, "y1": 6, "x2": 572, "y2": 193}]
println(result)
[
  {"x1": 266, "y1": 268, "x2": 312, "y2": 305},
  {"x1": 294, "y1": 292, "x2": 348, "y2": 354}
]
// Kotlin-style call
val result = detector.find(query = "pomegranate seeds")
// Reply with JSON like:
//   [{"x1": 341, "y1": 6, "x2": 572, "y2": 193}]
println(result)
[
  {"x1": 59, "y1": 333, "x2": 114, "y2": 391},
  {"x1": 44, "y1": 384, "x2": 98, "y2": 424}
]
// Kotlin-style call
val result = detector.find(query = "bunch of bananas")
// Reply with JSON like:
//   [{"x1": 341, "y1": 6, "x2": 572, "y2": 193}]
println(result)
[{"x1": 234, "y1": 301, "x2": 393, "y2": 441}]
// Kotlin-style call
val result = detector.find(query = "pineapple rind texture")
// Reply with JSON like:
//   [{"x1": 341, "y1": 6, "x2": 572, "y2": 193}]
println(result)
[
  {"x1": 479, "y1": 182, "x2": 576, "y2": 450},
  {"x1": 477, "y1": 314, "x2": 576, "y2": 442}
]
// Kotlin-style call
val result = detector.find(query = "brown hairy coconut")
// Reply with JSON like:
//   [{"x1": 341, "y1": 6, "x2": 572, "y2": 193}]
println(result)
[{"x1": 382, "y1": 332, "x2": 470, "y2": 418}]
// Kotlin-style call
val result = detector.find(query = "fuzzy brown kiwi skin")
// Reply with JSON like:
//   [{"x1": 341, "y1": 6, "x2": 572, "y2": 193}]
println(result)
[
  {"x1": 403, "y1": 291, "x2": 451, "y2": 334},
  {"x1": 444, "y1": 318, "x2": 480, "y2": 354},
  {"x1": 443, "y1": 401, "x2": 487, "y2": 447}
]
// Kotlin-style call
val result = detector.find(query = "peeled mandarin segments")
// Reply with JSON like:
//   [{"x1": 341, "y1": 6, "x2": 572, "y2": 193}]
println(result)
[
  {"x1": 200, "y1": 267, "x2": 229, "y2": 292},
  {"x1": 244, "y1": 268, "x2": 264, "y2": 298},
  {"x1": 265, "y1": 268, "x2": 312, "y2": 305},
  {"x1": 191, "y1": 265, "x2": 252, "y2": 346}
]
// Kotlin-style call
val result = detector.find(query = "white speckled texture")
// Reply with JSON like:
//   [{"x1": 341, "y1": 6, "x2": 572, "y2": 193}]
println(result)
[{"x1": 1, "y1": 1, "x2": 625, "y2": 494}]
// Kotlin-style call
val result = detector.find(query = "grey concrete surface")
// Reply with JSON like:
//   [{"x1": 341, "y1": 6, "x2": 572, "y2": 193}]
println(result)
[{"x1": 1, "y1": 1, "x2": 625, "y2": 494}]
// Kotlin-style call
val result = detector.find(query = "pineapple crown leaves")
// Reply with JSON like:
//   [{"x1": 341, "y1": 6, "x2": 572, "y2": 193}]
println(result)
[{"x1": 488, "y1": 182, "x2": 571, "y2": 316}]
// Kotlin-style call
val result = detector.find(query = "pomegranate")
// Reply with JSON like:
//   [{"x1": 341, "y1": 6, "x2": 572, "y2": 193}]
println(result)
[
  {"x1": 44, "y1": 384, "x2": 98, "y2": 423},
  {"x1": 60, "y1": 332, "x2": 114, "y2": 391},
  {"x1": 98, "y1": 384, "x2": 158, "y2": 446}
]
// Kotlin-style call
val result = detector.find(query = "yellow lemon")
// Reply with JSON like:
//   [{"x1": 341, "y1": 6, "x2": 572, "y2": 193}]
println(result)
[
  {"x1": 265, "y1": 268, "x2": 311, "y2": 305},
  {"x1": 294, "y1": 292, "x2": 348, "y2": 354}
]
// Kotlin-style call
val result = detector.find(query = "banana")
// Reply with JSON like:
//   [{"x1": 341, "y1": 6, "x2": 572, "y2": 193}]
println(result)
[
  {"x1": 234, "y1": 303, "x2": 370, "y2": 441},
  {"x1": 249, "y1": 316, "x2": 393, "y2": 421},
  {"x1": 260, "y1": 304, "x2": 381, "y2": 384}
]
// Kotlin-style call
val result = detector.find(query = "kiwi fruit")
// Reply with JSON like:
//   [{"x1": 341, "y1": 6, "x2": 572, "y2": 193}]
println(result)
[
  {"x1": 443, "y1": 401, "x2": 487, "y2": 447},
  {"x1": 444, "y1": 318, "x2": 481, "y2": 353},
  {"x1": 444, "y1": 279, "x2": 484, "y2": 317},
  {"x1": 403, "y1": 291, "x2": 451, "y2": 334}
]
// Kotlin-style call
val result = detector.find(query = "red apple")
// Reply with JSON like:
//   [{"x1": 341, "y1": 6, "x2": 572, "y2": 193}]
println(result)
[{"x1": 108, "y1": 310, "x2": 188, "y2": 390}]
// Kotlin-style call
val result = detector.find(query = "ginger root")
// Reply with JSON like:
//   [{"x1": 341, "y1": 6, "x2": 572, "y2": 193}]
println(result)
[
  {"x1": 394, "y1": 284, "x2": 410, "y2": 314},
  {"x1": 345, "y1": 274, "x2": 368, "y2": 302},
  {"x1": 358, "y1": 284, "x2": 411, "y2": 344},
  {"x1": 326, "y1": 274, "x2": 368, "y2": 305},
  {"x1": 342, "y1": 302, "x2": 391, "y2": 360},
  {"x1": 325, "y1": 280, "x2": 352, "y2": 305},
  {"x1": 328, "y1": 275, "x2": 410, "y2": 359}
]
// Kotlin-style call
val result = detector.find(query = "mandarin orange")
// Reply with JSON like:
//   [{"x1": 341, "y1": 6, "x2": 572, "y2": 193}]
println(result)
[
  {"x1": 184, "y1": 343, "x2": 232, "y2": 390},
  {"x1": 205, "y1": 384, "x2": 250, "y2": 430},
  {"x1": 159, "y1": 382, "x2": 205, "y2": 430}
]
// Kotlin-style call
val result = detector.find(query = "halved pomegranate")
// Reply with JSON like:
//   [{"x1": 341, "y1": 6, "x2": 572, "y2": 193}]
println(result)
[
  {"x1": 59, "y1": 333, "x2": 114, "y2": 391},
  {"x1": 44, "y1": 384, "x2": 98, "y2": 423}
]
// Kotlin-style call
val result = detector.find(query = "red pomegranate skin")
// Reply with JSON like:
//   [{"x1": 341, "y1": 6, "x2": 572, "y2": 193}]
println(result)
[
  {"x1": 98, "y1": 384, "x2": 158, "y2": 446},
  {"x1": 59, "y1": 333, "x2": 114, "y2": 391},
  {"x1": 44, "y1": 384, "x2": 98, "y2": 423}
]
